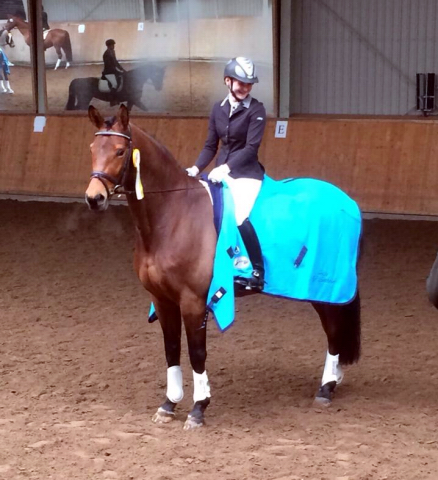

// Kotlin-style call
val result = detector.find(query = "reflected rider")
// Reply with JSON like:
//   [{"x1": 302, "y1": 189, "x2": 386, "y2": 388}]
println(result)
[
  {"x1": 102, "y1": 39, "x2": 125, "y2": 95},
  {"x1": 42, "y1": 5, "x2": 50, "y2": 31}
]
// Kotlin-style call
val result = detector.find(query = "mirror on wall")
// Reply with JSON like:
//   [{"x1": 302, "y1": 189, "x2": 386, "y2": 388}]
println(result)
[
  {"x1": 0, "y1": 0, "x2": 34, "y2": 112},
  {"x1": 43, "y1": 0, "x2": 274, "y2": 116},
  {"x1": 0, "y1": 1, "x2": 274, "y2": 116}
]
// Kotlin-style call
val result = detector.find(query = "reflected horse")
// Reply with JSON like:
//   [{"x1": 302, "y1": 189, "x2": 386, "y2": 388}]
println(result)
[
  {"x1": 65, "y1": 64, "x2": 165, "y2": 112},
  {"x1": 85, "y1": 104, "x2": 361, "y2": 430},
  {"x1": 4, "y1": 14, "x2": 72, "y2": 69}
]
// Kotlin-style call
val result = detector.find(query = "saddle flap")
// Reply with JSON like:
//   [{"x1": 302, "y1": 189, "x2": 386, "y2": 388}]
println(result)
[
  {"x1": 99, "y1": 74, "x2": 123, "y2": 93},
  {"x1": 98, "y1": 78, "x2": 111, "y2": 93}
]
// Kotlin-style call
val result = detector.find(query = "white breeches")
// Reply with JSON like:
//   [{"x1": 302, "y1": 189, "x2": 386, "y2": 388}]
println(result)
[{"x1": 225, "y1": 176, "x2": 262, "y2": 225}]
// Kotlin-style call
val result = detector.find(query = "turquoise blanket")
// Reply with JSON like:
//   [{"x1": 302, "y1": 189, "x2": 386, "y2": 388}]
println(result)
[{"x1": 206, "y1": 176, "x2": 362, "y2": 331}]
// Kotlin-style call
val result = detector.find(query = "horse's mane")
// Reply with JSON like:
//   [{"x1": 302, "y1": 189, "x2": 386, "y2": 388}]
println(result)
[{"x1": 104, "y1": 116, "x2": 179, "y2": 166}]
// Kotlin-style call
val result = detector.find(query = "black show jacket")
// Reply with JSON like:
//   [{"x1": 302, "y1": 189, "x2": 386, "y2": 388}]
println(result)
[{"x1": 195, "y1": 97, "x2": 266, "y2": 180}]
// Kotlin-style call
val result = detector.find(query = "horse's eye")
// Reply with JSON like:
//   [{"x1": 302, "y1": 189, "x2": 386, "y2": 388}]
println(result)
[{"x1": 116, "y1": 149, "x2": 125, "y2": 156}]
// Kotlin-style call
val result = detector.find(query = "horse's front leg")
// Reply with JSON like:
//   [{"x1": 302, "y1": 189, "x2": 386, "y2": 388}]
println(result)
[
  {"x1": 182, "y1": 303, "x2": 210, "y2": 430},
  {"x1": 133, "y1": 98, "x2": 148, "y2": 112},
  {"x1": 151, "y1": 300, "x2": 184, "y2": 424}
]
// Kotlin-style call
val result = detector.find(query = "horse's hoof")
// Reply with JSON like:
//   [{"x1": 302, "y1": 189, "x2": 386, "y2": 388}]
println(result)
[
  {"x1": 183, "y1": 415, "x2": 204, "y2": 430},
  {"x1": 152, "y1": 407, "x2": 175, "y2": 424},
  {"x1": 313, "y1": 396, "x2": 332, "y2": 408}
]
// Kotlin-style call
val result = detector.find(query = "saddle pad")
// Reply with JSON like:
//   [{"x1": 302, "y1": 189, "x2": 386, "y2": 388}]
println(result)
[{"x1": 206, "y1": 175, "x2": 362, "y2": 331}]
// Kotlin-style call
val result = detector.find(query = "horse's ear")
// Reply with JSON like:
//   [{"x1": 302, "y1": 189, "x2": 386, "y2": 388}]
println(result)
[
  {"x1": 88, "y1": 105, "x2": 104, "y2": 129},
  {"x1": 116, "y1": 104, "x2": 129, "y2": 131}
]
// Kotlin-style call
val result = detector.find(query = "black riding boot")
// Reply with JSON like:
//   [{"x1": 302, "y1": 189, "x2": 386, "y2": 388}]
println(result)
[{"x1": 236, "y1": 218, "x2": 265, "y2": 291}]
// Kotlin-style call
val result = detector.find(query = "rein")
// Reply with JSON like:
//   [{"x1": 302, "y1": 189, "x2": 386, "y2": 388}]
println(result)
[{"x1": 92, "y1": 129, "x2": 205, "y2": 197}]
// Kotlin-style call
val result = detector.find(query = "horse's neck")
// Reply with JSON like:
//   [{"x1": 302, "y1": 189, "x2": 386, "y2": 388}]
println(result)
[
  {"x1": 128, "y1": 124, "x2": 204, "y2": 246},
  {"x1": 12, "y1": 19, "x2": 28, "y2": 36},
  {"x1": 131, "y1": 124, "x2": 187, "y2": 192}
]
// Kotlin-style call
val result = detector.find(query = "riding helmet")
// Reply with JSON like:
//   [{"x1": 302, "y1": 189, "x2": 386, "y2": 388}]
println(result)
[
  {"x1": 224, "y1": 57, "x2": 258, "y2": 84},
  {"x1": 105, "y1": 39, "x2": 116, "y2": 47}
]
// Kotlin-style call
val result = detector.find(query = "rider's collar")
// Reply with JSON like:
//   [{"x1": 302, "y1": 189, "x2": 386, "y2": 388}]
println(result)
[{"x1": 221, "y1": 94, "x2": 252, "y2": 109}]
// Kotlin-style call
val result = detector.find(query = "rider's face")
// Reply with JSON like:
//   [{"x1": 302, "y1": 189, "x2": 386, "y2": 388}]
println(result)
[{"x1": 225, "y1": 77, "x2": 253, "y2": 100}]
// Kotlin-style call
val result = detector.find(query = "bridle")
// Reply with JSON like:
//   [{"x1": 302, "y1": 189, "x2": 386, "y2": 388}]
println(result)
[{"x1": 91, "y1": 129, "x2": 134, "y2": 196}]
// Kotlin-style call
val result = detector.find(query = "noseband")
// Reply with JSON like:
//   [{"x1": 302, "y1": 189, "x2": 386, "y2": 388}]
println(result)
[{"x1": 91, "y1": 130, "x2": 134, "y2": 196}]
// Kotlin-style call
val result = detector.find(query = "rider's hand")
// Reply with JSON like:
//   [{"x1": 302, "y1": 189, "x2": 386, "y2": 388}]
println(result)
[
  {"x1": 208, "y1": 164, "x2": 230, "y2": 184},
  {"x1": 185, "y1": 166, "x2": 199, "y2": 177}
]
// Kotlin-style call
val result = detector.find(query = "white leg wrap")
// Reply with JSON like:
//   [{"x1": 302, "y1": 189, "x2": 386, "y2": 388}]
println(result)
[
  {"x1": 321, "y1": 351, "x2": 344, "y2": 386},
  {"x1": 4, "y1": 81, "x2": 13, "y2": 93},
  {"x1": 193, "y1": 370, "x2": 211, "y2": 403},
  {"x1": 55, "y1": 59, "x2": 61, "y2": 70},
  {"x1": 166, "y1": 366, "x2": 184, "y2": 403}
]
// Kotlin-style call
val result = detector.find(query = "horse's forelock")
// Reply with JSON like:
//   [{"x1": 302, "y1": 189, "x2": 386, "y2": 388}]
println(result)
[{"x1": 104, "y1": 117, "x2": 116, "y2": 129}]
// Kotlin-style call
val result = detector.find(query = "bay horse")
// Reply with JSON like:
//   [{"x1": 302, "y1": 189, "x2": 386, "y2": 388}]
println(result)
[
  {"x1": 65, "y1": 64, "x2": 166, "y2": 112},
  {"x1": 4, "y1": 14, "x2": 72, "y2": 69},
  {"x1": 85, "y1": 104, "x2": 361, "y2": 430}
]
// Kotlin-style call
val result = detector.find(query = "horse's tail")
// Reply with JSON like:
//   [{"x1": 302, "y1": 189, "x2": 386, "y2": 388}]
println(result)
[
  {"x1": 63, "y1": 31, "x2": 73, "y2": 62},
  {"x1": 337, "y1": 292, "x2": 361, "y2": 365},
  {"x1": 65, "y1": 79, "x2": 76, "y2": 110}
]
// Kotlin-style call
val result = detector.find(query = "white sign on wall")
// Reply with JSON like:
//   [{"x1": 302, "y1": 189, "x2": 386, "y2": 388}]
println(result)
[
  {"x1": 138, "y1": 22, "x2": 144, "y2": 31},
  {"x1": 78, "y1": 24, "x2": 85, "y2": 33},
  {"x1": 275, "y1": 120, "x2": 288, "y2": 138}
]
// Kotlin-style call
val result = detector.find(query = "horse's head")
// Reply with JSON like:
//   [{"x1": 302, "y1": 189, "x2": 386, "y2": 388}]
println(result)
[
  {"x1": 5, "y1": 15, "x2": 19, "y2": 31},
  {"x1": 86, "y1": 104, "x2": 132, "y2": 212}
]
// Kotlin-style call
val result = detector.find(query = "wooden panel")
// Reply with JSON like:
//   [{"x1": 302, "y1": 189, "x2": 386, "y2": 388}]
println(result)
[{"x1": 1, "y1": 114, "x2": 438, "y2": 215}]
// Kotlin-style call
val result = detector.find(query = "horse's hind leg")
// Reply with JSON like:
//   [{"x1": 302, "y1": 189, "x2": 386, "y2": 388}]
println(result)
[
  {"x1": 182, "y1": 303, "x2": 210, "y2": 430},
  {"x1": 312, "y1": 293, "x2": 361, "y2": 406},
  {"x1": 151, "y1": 300, "x2": 183, "y2": 424},
  {"x1": 54, "y1": 46, "x2": 62, "y2": 70}
]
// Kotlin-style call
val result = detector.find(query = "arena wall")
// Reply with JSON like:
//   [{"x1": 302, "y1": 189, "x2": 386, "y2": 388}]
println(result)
[{"x1": 1, "y1": 114, "x2": 437, "y2": 215}]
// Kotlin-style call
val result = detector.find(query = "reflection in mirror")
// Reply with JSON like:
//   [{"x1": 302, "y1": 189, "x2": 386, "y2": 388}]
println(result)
[
  {"x1": 0, "y1": 1, "x2": 34, "y2": 112},
  {"x1": 44, "y1": 0, "x2": 273, "y2": 116}
]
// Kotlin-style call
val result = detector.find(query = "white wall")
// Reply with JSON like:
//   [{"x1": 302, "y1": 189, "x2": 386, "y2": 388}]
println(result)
[{"x1": 290, "y1": 0, "x2": 438, "y2": 115}]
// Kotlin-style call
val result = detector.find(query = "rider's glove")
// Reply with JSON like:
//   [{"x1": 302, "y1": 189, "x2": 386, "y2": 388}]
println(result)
[
  {"x1": 208, "y1": 164, "x2": 230, "y2": 184},
  {"x1": 185, "y1": 166, "x2": 200, "y2": 177}
]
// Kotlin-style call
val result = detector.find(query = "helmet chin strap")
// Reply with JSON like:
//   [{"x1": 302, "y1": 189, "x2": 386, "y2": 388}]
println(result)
[{"x1": 229, "y1": 78, "x2": 242, "y2": 103}]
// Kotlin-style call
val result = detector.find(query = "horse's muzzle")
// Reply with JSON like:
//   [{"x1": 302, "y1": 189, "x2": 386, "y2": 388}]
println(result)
[{"x1": 85, "y1": 193, "x2": 108, "y2": 212}]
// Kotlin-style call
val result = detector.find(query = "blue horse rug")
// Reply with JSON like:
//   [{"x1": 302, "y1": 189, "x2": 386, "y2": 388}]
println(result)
[{"x1": 149, "y1": 175, "x2": 362, "y2": 332}]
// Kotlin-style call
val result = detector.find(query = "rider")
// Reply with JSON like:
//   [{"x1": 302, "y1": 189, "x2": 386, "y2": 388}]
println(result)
[
  {"x1": 102, "y1": 39, "x2": 125, "y2": 94},
  {"x1": 185, "y1": 57, "x2": 266, "y2": 291},
  {"x1": 41, "y1": 5, "x2": 50, "y2": 31}
]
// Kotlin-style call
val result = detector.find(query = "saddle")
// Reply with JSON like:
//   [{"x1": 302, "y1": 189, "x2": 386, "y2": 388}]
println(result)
[
  {"x1": 43, "y1": 29, "x2": 50, "y2": 40},
  {"x1": 98, "y1": 74, "x2": 124, "y2": 94}
]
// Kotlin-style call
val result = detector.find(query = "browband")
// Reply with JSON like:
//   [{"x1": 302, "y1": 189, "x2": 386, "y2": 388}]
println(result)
[{"x1": 95, "y1": 131, "x2": 131, "y2": 141}]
